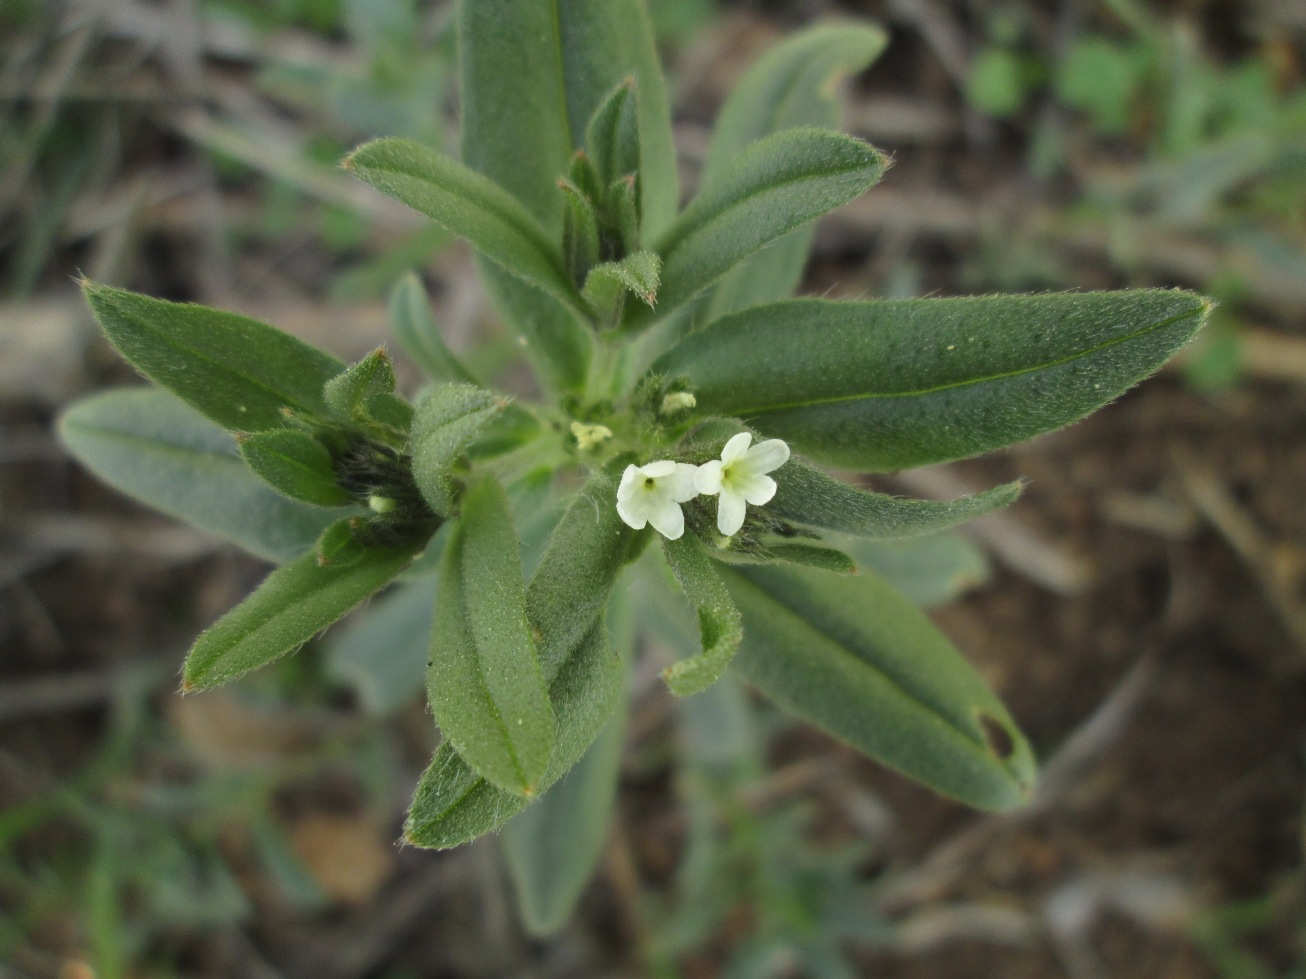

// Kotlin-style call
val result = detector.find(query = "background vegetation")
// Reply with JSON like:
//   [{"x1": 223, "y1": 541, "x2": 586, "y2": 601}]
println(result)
[{"x1": 2, "y1": 0, "x2": 1303, "y2": 976}]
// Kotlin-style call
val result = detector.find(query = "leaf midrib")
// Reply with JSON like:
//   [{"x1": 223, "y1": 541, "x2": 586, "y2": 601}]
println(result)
[{"x1": 724, "y1": 307, "x2": 1200, "y2": 417}]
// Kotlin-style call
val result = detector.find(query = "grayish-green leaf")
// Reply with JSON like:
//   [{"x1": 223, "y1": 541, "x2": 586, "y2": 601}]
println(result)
[
  {"x1": 661, "y1": 535, "x2": 743, "y2": 696},
  {"x1": 847, "y1": 534, "x2": 990, "y2": 608},
  {"x1": 237, "y1": 429, "x2": 352, "y2": 508},
  {"x1": 182, "y1": 540, "x2": 423, "y2": 691},
  {"x1": 654, "y1": 291, "x2": 1212, "y2": 472},
  {"x1": 404, "y1": 467, "x2": 646, "y2": 848},
  {"x1": 721, "y1": 563, "x2": 1036, "y2": 809},
  {"x1": 629, "y1": 129, "x2": 887, "y2": 328},
  {"x1": 389, "y1": 273, "x2": 478, "y2": 384},
  {"x1": 326, "y1": 569, "x2": 442, "y2": 715},
  {"x1": 345, "y1": 139, "x2": 581, "y2": 312},
  {"x1": 429, "y1": 476, "x2": 554, "y2": 796},
  {"x1": 502, "y1": 696, "x2": 626, "y2": 936},
  {"x1": 82, "y1": 282, "x2": 343, "y2": 432},
  {"x1": 703, "y1": 21, "x2": 889, "y2": 319},
  {"x1": 315, "y1": 517, "x2": 367, "y2": 568},
  {"x1": 58, "y1": 388, "x2": 338, "y2": 563},
  {"x1": 410, "y1": 383, "x2": 506, "y2": 516},
  {"x1": 769, "y1": 459, "x2": 1021, "y2": 538}
]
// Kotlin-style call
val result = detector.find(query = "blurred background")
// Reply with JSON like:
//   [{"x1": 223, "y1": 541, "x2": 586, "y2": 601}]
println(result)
[{"x1": 2, "y1": 0, "x2": 1305, "y2": 976}]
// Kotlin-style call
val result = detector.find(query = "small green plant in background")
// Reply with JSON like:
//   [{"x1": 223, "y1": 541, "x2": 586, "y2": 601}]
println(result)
[{"x1": 59, "y1": 0, "x2": 1210, "y2": 936}]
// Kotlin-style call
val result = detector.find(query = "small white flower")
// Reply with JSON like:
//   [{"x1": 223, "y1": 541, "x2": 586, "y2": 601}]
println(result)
[
  {"x1": 695, "y1": 432, "x2": 790, "y2": 536},
  {"x1": 616, "y1": 460, "x2": 700, "y2": 540},
  {"x1": 570, "y1": 420, "x2": 613, "y2": 452},
  {"x1": 659, "y1": 391, "x2": 697, "y2": 415}
]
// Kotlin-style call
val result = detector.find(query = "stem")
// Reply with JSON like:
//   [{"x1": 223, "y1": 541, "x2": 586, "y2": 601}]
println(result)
[{"x1": 584, "y1": 332, "x2": 621, "y2": 405}]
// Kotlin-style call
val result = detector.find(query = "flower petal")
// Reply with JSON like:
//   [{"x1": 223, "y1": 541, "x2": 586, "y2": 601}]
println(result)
[
  {"x1": 695, "y1": 459, "x2": 724, "y2": 495},
  {"x1": 721, "y1": 432, "x2": 752, "y2": 464},
  {"x1": 616, "y1": 496, "x2": 648, "y2": 530},
  {"x1": 744, "y1": 438, "x2": 790, "y2": 474},
  {"x1": 648, "y1": 498, "x2": 685, "y2": 540},
  {"x1": 716, "y1": 491, "x2": 747, "y2": 536},
  {"x1": 668, "y1": 463, "x2": 700, "y2": 502},
  {"x1": 641, "y1": 459, "x2": 677, "y2": 478},
  {"x1": 741, "y1": 473, "x2": 777, "y2": 506},
  {"x1": 616, "y1": 464, "x2": 640, "y2": 502}
]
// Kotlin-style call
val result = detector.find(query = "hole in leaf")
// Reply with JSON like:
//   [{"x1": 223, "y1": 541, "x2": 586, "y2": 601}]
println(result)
[{"x1": 978, "y1": 712, "x2": 1015, "y2": 760}]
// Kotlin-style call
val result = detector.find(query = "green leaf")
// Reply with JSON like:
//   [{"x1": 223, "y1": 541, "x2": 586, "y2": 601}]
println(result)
[
  {"x1": 404, "y1": 466, "x2": 646, "y2": 848},
  {"x1": 429, "y1": 476, "x2": 554, "y2": 796},
  {"x1": 769, "y1": 459, "x2": 1021, "y2": 538},
  {"x1": 321, "y1": 348, "x2": 413, "y2": 435},
  {"x1": 237, "y1": 429, "x2": 352, "y2": 508},
  {"x1": 585, "y1": 77, "x2": 640, "y2": 186},
  {"x1": 58, "y1": 388, "x2": 339, "y2": 563},
  {"x1": 702, "y1": 20, "x2": 888, "y2": 319},
  {"x1": 660, "y1": 535, "x2": 743, "y2": 696},
  {"x1": 502, "y1": 697, "x2": 626, "y2": 936},
  {"x1": 388, "y1": 273, "x2": 477, "y2": 384},
  {"x1": 719, "y1": 540, "x2": 857, "y2": 574},
  {"x1": 315, "y1": 517, "x2": 367, "y2": 568},
  {"x1": 410, "y1": 383, "x2": 507, "y2": 516},
  {"x1": 629, "y1": 129, "x2": 888, "y2": 328},
  {"x1": 721, "y1": 563, "x2": 1036, "y2": 809},
  {"x1": 583, "y1": 250, "x2": 661, "y2": 329},
  {"x1": 560, "y1": 178, "x2": 602, "y2": 288},
  {"x1": 345, "y1": 139, "x2": 582, "y2": 313},
  {"x1": 82, "y1": 282, "x2": 344, "y2": 432},
  {"x1": 182, "y1": 540, "x2": 423, "y2": 691},
  {"x1": 653, "y1": 291, "x2": 1212, "y2": 472}
]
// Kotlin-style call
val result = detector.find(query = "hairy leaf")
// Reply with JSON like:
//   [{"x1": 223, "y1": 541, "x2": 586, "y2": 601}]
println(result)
[
  {"x1": 629, "y1": 129, "x2": 887, "y2": 328},
  {"x1": 237, "y1": 429, "x2": 352, "y2": 508},
  {"x1": 660, "y1": 535, "x2": 744, "y2": 696},
  {"x1": 182, "y1": 540, "x2": 423, "y2": 691},
  {"x1": 82, "y1": 282, "x2": 343, "y2": 432},
  {"x1": 345, "y1": 139, "x2": 582, "y2": 313},
  {"x1": 429, "y1": 477, "x2": 554, "y2": 796},
  {"x1": 388, "y1": 273, "x2": 477, "y2": 384},
  {"x1": 655, "y1": 291, "x2": 1211, "y2": 471},
  {"x1": 410, "y1": 383, "x2": 506, "y2": 516},
  {"x1": 769, "y1": 459, "x2": 1021, "y2": 538},
  {"x1": 722, "y1": 563, "x2": 1037, "y2": 809}
]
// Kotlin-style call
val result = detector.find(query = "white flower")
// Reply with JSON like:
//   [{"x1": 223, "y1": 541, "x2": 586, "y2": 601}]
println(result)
[
  {"x1": 616, "y1": 460, "x2": 700, "y2": 539},
  {"x1": 694, "y1": 432, "x2": 790, "y2": 536}
]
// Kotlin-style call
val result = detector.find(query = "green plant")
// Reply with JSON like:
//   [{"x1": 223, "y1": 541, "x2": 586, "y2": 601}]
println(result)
[{"x1": 59, "y1": 2, "x2": 1210, "y2": 934}]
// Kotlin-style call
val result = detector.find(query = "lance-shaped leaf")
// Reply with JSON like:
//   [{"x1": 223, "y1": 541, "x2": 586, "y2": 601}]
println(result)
[
  {"x1": 182, "y1": 539, "x2": 423, "y2": 691},
  {"x1": 410, "y1": 383, "x2": 507, "y2": 516},
  {"x1": 344, "y1": 139, "x2": 582, "y2": 314},
  {"x1": 655, "y1": 291, "x2": 1212, "y2": 472},
  {"x1": 321, "y1": 348, "x2": 413, "y2": 435},
  {"x1": 628, "y1": 129, "x2": 887, "y2": 328},
  {"x1": 82, "y1": 282, "x2": 344, "y2": 432},
  {"x1": 405, "y1": 467, "x2": 646, "y2": 848},
  {"x1": 661, "y1": 535, "x2": 743, "y2": 696},
  {"x1": 583, "y1": 251, "x2": 660, "y2": 329},
  {"x1": 388, "y1": 273, "x2": 477, "y2": 384},
  {"x1": 561, "y1": 178, "x2": 602, "y2": 288},
  {"x1": 429, "y1": 476, "x2": 554, "y2": 796},
  {"x1": 768, "y1": 459, "x2": 1021, "y2": 538},
  {"x1": 703, "y1": 21, "x2": 889, "y2": 319},
  {"x1": 586, "y1": 77, "x2": 640, "y2": 187},
  {"x1": 721, "y1": 563, "x2": 1036, "y2": 809},
  {"x1": 502, "y1": 694, "x2": 627, "y2": 936},
  {"x1": 59, "y1": 388, "x2": 339, "y2": 563},
  {"x1": 237, "y1": 429, "x2": 352, "y2": 508}
]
